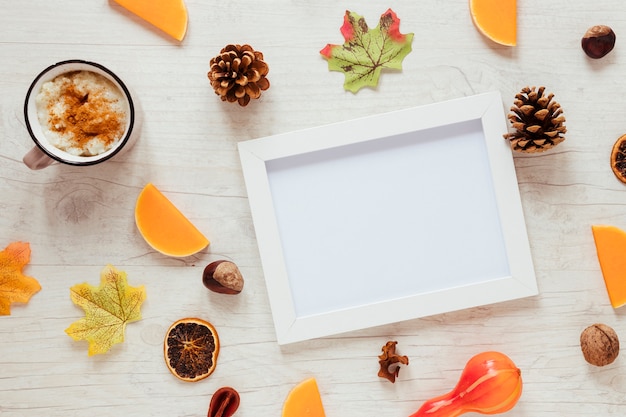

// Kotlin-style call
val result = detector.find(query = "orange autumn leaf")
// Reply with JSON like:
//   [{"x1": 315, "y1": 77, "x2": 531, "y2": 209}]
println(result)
[{"x1": 0, "y1": 242, "x2": 41, "y2": 315}]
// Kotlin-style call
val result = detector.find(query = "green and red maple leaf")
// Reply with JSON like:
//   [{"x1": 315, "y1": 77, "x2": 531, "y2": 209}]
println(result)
[{"x1": 321, "y1": 9, "x2": 414, "y2": 93}]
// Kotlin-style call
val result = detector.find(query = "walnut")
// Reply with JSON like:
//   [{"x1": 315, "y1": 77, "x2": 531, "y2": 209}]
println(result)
[
  {"x1": 580, "y1": 323, "x2": 619, "y2": 366},
  {"x1": 377, "y1": 341, "x2": 409, "y2": 383}
]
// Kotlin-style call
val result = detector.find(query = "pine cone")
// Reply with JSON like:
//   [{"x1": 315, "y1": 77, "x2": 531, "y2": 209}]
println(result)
[
  {"x1": 208, "y1": 44, "x2": 270, "y2": 106},
  {"x1": 503, "y1": 86, "x2": 566, "y2": 153}
]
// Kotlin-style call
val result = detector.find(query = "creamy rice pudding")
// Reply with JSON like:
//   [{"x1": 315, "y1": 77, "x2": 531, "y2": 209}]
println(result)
[{"x1": 35, "y1": 70, "x2": 128, "y2": 156}]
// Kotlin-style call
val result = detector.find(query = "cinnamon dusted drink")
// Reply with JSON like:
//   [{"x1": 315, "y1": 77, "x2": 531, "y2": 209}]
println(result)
[
  {"x1": 23, "y1": 60, "x2": 140, "y2": 170},
  {"x1": 35, "y1": 71, "x2": 128, "y2": 156}
]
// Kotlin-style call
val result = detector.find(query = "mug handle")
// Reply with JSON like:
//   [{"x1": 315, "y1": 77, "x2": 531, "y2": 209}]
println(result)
[{"x1": 23, "y1": 146, "x2": 54, "y2": 170}]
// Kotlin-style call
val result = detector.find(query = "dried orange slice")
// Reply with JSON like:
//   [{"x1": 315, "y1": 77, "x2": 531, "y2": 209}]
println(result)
[
  {"x1": 611, "y1": 134, "x2": 626, "y2": 184},
  {"x1": 164, "y1": 318, "x2": 220, "y2": 382}
]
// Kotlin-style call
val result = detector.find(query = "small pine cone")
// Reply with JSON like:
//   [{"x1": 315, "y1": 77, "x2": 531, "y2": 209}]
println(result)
[
  {"x1": 503, "y1": 86, "x2": 567, "y2": 153},
  {"x1": 208, "y1": 44, "x2": 270, "y2": 106}
]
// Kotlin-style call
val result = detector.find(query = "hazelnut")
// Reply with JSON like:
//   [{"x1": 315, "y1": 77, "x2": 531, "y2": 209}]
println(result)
[
  {"x1": 581, "y1": 25, "x2": 616, "y2": 59},
  {"x1": 203, "y1": 260, "x2": 244, "y2": 294},
  {"x1": 580, "y1": 323, "x2": 619, "y2": 366}
]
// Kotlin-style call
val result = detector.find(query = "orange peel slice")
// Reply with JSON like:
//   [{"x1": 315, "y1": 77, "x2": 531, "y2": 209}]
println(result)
[
  {"x1": 469, "y1": 0, "x2": 517, "y2": 46},
  {"x1": 113, "y1": 0, "x2": 188, "y2": 41},
  {"x1": 135, "y1": 183, "x2": 209, "y2": 257},
  {"x1": 282, "y1": 377, "x2": 326, "y2": 417},
  {"x1": 592, "y1": 225, "x2": 626, "y2": 308}
]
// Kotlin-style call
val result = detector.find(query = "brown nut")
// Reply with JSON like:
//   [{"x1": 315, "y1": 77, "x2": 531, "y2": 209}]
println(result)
[
  {"x1": 580, "y1": 323, "x2": 619, "y2": 366},
  {"x1": 203, "y1": 261, "x2": 244, "y2": 294},
  {"x1": 208, "y1": 386, "x2": 240, "y2": 417},
  {"x1": 581, "y1": 25, "x2": 616, "y2": 59}
]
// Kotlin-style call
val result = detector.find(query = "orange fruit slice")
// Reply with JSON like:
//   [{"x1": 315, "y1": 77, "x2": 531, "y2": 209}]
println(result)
[
  {"x1": 282, "y1": 378, "x2": 326, "y2": 417},
  {"x1": 592, "y1": 225, "x2": 626, "y2": 308},
  {"x1": 164, "y1": 318, "x2": 220, "y2": 382},
  {"x1": 113, "y1": 0, "x2": 188, "y2": 41},
  {"x1": 469, "y1": 0, "x2": 517, "y2": 46},
  {"x1": 135, "y1": 183, "x2": 209, "y2": 257},
  {"x1": 610, "y1": 134, "x2": 626, "y2": 184}
]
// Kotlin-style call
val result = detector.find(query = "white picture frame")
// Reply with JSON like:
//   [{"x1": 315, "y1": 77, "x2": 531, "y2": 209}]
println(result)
[{"x1": 238, "y1": 91, "x2": 537, "y2": 345}]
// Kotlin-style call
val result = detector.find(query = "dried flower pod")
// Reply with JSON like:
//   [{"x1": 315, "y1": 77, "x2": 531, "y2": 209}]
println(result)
[
  {"x1": 377, "y1": 340, "x2": 409, "y2": 383},
  {"x1": 580, "y1": 323, "x2": 619, "y2": 366},
  {"x1": 208, "y1": 44, "x2": 270, "y2": 106}
]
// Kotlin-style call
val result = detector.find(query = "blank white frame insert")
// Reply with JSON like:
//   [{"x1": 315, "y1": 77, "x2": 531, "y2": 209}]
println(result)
[{"x1": 238, "y1": 92, "x2": 537, "y2": 345}]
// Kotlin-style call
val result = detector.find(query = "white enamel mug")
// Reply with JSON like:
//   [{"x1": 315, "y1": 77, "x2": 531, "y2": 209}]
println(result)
[{"x1": 23, "y1": 59, "x2": 141, "y2": 170}]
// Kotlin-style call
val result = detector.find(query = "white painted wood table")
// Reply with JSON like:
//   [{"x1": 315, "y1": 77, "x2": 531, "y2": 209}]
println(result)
[{"x1": 2, "y1": 1, "x2": 626, "y2": 416}]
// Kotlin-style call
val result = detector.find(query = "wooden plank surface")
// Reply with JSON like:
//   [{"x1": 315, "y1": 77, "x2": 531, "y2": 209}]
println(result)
[{"x1": 2, "y1": 1, "x2": 626, "y2": 416}]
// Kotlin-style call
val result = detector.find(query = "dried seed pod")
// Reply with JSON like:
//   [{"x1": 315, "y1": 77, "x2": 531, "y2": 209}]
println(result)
[{"x1": 580, "y1": 323, "x2": 619, "y2": 366}]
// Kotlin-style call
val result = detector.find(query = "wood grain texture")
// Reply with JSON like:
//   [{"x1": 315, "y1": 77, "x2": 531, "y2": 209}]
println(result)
[{"x1": 2, "y1": 1, "x2": 626, "y2": 416}]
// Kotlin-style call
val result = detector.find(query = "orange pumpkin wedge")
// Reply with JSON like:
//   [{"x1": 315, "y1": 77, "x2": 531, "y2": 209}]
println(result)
[
  {"x1": 469, "y1": 0, "x2": 516, "y2": 46},
  {"x1": 592, "y1": 225, "x2": 626, "y2": 308},
  {"x1": 282, "y1": 378, "x2": 326, "y2": 417},
  {"x1": 135, "y1": 183, "x2": 209, "y2": 257},
  {"x1": 113, "y1": 0, "x2": 188, "y2": 41}
]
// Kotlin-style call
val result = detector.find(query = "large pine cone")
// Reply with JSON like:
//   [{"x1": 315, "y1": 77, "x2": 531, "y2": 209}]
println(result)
[
  {"x1": 504, "y1": 86, "x2": 566, "y2": 153},
  {"x1": 208, "y1": 44, "x2": 270, "y2": 106}
]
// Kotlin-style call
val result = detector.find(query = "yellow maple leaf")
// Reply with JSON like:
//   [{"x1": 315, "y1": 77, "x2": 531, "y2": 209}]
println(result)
[
  {"x1": 65, "y1": 265, "x2": 146, "y2": 356},
  {"x1": 0, "y1": 242, "x2": 41, "y2": 315}
]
